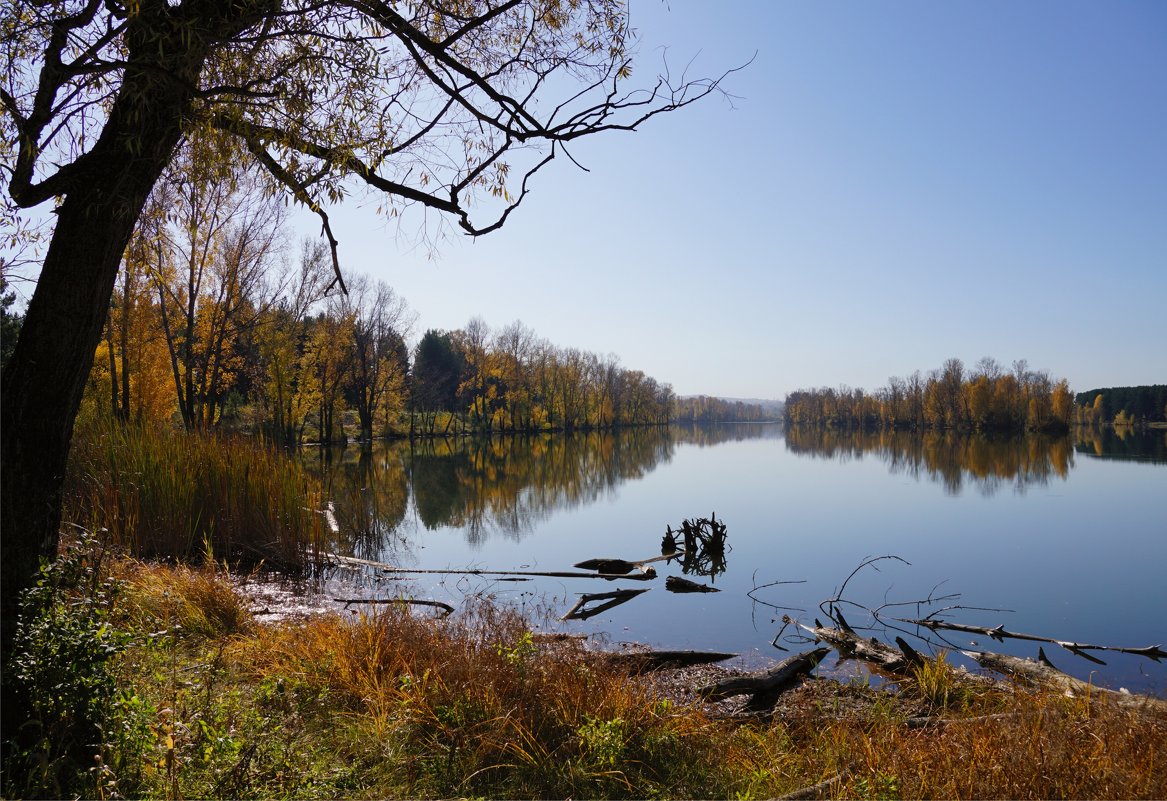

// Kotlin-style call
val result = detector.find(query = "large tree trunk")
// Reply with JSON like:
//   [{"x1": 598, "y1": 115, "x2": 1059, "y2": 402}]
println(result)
[{"x1": 0, "y1": 69, "x2": 196, "y2": 764}]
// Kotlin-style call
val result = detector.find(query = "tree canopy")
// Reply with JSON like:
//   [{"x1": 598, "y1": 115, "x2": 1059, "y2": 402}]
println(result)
[{"x1": 2, "y1": 0, "x2": 727, "y2": 273}]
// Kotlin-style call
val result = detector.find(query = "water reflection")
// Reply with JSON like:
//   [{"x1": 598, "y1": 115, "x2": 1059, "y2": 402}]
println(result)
[
  {"x1": 305, "y1": 424, "x2": 1162, "y2": 558},
  {"x1": 783, "y1": 428, "x2": 1076, "y2": 496},
  {"x1": 305, "y1": 426, "x2": 687, "y2": 556},
  {"x1": 1073, "y1": 427, "x2": 1167, "y2": 463}
]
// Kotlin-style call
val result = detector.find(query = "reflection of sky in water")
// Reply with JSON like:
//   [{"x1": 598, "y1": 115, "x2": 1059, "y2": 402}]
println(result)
[{"x1": 312, "y1": 426, "x2": 1167, "y2": 693}]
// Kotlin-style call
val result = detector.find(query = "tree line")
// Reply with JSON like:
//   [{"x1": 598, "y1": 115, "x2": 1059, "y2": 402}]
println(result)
[
  {"x1": 1073, "y1": 385, "x2": 1167, "y2": 427},
  {"x1": 783, "y1": 357, "x2": 1075, "y2": 433},
  {"x1": 76, "y1": 151, "x2": 766, "y2": 444}
]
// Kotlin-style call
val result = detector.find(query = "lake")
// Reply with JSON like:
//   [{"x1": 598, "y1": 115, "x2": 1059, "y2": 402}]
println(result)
[{"x1": 306, "y1": 424, "x2": 1166, "y2": 693}]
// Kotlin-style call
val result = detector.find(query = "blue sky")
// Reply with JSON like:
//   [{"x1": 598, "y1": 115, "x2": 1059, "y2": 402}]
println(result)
[{"x1": 315, "y1": 1, "x2": 1167, "y2": 400}]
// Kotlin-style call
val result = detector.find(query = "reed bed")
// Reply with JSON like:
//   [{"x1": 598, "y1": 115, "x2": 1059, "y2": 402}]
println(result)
[{"x1": 65, "y1": 421, "x2": 328, "y2": 570}]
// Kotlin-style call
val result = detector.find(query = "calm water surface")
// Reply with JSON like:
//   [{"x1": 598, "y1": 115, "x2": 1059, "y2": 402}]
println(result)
[{"x1": 307, "y1": 425, "x2": 1166, "y2": 692}]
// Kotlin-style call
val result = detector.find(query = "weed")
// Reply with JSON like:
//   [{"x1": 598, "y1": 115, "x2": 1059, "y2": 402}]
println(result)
[{"x1": 577, "y1": 715, "x2": 627, "y2": 768}]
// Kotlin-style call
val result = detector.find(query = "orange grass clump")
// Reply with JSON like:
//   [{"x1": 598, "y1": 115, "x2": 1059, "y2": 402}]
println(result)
[{"x1": 227, "y1": 600, "x2": 743, "y2": 798}]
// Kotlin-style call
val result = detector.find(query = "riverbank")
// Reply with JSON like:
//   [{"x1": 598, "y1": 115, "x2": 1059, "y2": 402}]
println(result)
[{"x1": 5, "y1": 541, "x2": 1165, "y2": 800}]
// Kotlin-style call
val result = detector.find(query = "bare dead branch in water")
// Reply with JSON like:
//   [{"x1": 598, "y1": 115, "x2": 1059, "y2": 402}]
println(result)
[
  {"x1": 901, "y1": 618, "x2": 1166, "y2": 664},
  {"x1": 821, "y1": 554, "x2": 910, "y2": 623}
]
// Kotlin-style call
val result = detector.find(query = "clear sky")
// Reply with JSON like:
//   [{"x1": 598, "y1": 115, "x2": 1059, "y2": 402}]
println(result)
[{"x1": 304, "y1": 0, "x2": 1167, "y2": 401}]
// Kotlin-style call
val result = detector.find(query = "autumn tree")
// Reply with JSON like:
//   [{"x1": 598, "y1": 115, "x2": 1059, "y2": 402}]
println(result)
[
  {"x1": 149, "y1": 159, "x2": 286, "y2": 429},
  {"x1": 302, "y1": 299, "x2": 356, "y2": 444},
  {"x1": 2, "y1": 0, "x2": 731, "y2": 681},
  {"x1": 785, "y1": 357, "x2": 1073, "y2": 433},
  {"x1": 456, "y1": 316, "x2": 497, "y2": 431},
  {"x1": 492, "y1": 320, "x2": 536, "y2": 431},
  {"x1": 255, "y1": 239, "x2": 333, "y2": 445}
]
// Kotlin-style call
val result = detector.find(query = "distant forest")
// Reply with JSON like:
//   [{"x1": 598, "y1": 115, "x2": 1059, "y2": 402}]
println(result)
[
  {"x1": 1073, "y1": 385, "x2": 1167, "y2": 426},
  {"x1": 783, "y1": 357, "x2": 1074, "y2": 433}
]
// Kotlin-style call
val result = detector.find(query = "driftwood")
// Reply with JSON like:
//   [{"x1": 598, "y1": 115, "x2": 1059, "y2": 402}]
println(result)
[
  {"x1": 605, "y1": 649, "x2": 737, "y2": 672},
  {"x1": 964, "y1": 647, "x2": 1167, "y2": 710},
  {"x1": 324, "y1": 552, "x2": 411, "y2": 571},
  {"x1": 785, "y1": 614, "x2": 922, "y2": 675},
  {"x1": 574, "y1": 551, "x2": 683, "y2": 575},
  {"x1": 900, "y1": 617, "x2": 1167, "y2": 665},
  {"x1": 665, "y1": 576, "x2": 719, "y2": 593},
  {"x1": 561, "y1": 588, "x2": 649, "y2": 621},
  {"x1": 699, "y1": 647, "x2": 830, "y2": 703},
  {"x1": 333, "y1": 597, "x2": 454, "y2": 617}
]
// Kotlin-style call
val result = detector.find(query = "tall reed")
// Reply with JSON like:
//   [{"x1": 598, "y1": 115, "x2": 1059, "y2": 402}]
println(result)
[{"x1": 65, "y1": 420, "x2": 328, "y2": 570}]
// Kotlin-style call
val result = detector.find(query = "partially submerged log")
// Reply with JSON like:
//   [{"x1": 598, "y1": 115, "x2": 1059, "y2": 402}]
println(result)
[
  {"x1": 574, "y1": 551, "x2": 683, "y2": 576},
  {"x1": 321, "y1": 553, "x2": 657, "y2": 582},
  {"x1": 785, "y1": 614, "x2": 922, "y2": 675},
  {"x1": 699, "y1": 647, "x2": 830, "y2": 703},
  {"x1": 964, "y1": 647, "x2": 1167, "y2": 711},
  {"x1": 605, "y1": 649, "x2": 737, "y2": 672},
  {"x1": 561, "y1": 588, "x2": 649, "y2": 621},
  {"x1": 665, "y1": 575, "x2": 719, "y2": 593}
]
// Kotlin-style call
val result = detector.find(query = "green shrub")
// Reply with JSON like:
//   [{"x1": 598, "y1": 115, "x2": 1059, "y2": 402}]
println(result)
[{"x1": 3, "y1": 534, "x2": 128, "y2": 798}]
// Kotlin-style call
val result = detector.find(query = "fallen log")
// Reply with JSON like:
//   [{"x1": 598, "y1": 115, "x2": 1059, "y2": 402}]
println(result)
[
  {"x1": 562, "y1": 588, "x2": 649, "y2": 621},
  {"x1": 665, "y1": 576, "x2": 719, "y2": 593},
  {"x1": 699, "y1": 647, "x2": 830, "y2": 703},
  {"x1": 964, "y1": 647, "x2": 1167, "y2": 711},
  {"x1": 322, "y1": 552, "x2": 657, "y2": 582},
  {"x1": 899, "y1": 617, "x2": 1166, "y2": 664},
  {"x1": 574, "y1": 551, "x2": 684, "y2": 575},
  {"x1": 605, "y1": 649, "x2": 737, "y2": 672}
]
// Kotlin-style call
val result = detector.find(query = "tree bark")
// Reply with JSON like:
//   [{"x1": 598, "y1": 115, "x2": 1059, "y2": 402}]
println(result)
[{"x1": 1, "y1": 31, "x2": 214, "y2": 753}]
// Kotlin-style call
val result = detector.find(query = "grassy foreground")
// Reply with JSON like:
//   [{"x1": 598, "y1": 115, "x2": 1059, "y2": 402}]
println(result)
[{"x1": 4, "y1": 536, "x2": 1165, "y2": 800}]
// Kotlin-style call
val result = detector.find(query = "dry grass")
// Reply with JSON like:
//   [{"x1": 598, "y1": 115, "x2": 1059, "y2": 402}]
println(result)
[
  {"x1": 32, "y1": 554, "x2": 1164, "y2": 800},
  {"x1": 811, "y1": 687, "x2": 1166, "y2": 799},
  {"x1": 117, "y1": 561, "x2": 256, "y2": 638},
  {"x1": 228, "y1": 600, "x2": 743, "y2": 797}
]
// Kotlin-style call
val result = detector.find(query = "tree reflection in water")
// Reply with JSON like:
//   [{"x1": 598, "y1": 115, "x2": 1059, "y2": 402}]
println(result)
[
  {"x1": 305, "y1": 426, "x2": 749, "y2": 556},
  {"x1": 783, "y1": 428, "x2": 1077, "y2": 496},
  {"x1": 784, "y1": 426, "x2": 1164, "y2": 495},
  {"x1": 304, "y1": 424, "x2": 1159, "y2": 557}
]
